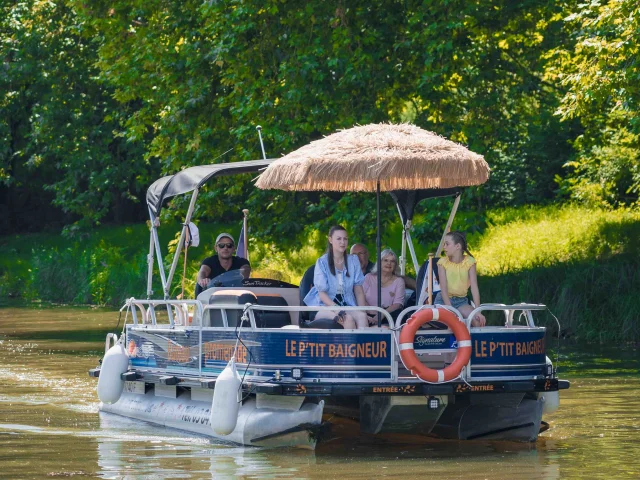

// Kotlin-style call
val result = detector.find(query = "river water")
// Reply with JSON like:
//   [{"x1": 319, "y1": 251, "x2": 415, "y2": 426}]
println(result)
[{"x1": 0, "y1": 306, "x2": 638, "y2": 479}]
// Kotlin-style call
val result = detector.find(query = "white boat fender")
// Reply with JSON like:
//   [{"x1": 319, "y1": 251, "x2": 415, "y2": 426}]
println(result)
[
  {"x1": 97, "y1": 335, "x2": 130, "y2": 404},
  {"x1": 539, "y1": 356, "x2": 560, "y2": 414},
  {"x1": 210, "y1": 357, "x2": 242, "y2": 435},
  {"x1": 540, "y1": 391, "x2": 560, "y2": 414}
]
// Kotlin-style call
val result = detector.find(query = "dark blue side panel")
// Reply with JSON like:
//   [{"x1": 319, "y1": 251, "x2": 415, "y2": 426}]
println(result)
[{"x1": 127, "y1": 328, "x2": 393, "y2": 380}]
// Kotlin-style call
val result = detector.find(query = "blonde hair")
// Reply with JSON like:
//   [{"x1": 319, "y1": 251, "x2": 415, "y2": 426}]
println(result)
[{"x1": 371, "y1": 249, "x2": 399, "y2": 275}]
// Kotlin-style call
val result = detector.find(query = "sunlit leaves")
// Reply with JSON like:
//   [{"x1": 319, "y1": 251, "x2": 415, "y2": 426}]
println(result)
[
  {"x1": 552, "y1": 0, "x2": 640, "y2": 206},
  {"x1": 2, "y1": 0, "x2": 636, "y2": 240}
]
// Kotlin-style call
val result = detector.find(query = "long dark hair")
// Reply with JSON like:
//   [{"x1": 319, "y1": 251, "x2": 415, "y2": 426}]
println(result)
[
  {"x1": 446, "y1": 231, "x2": 473, "y2": 257},
  {"x1": 326, "y1": 225, "x2": 350, "y2": 277}
]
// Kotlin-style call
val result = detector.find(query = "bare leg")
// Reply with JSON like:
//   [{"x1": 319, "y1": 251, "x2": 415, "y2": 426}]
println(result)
[
  {"x1": 313, "y1": 309, "x2": 339, "y2": 320},
  {"x1": 365, "y1": 312, "x2": 390, "y2": 329},
  {"x1": 340, "y1": 315, "x2": 356, "y2": 329},
  {"x1": 314, "y1": 309, "x2": 355, "y2": 329},
  {"x1": 458, "y1": 305, "x2": 486, "y2": 327},
  {"x1": 350, "y1": 310, "x2": 369, "y2": 329}
]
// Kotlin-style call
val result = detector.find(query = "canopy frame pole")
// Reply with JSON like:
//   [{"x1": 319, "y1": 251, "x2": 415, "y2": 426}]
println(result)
[
  {"x1": 376, "y1": 181, "x2": 382, "y2": 327},
  {"x1": 427, "y1": 252, "x2": 434, "y2": 305},
  {"x1": 165, "y1": 188, "x2": 200, "y2": 299},
  {"x1": 435, "y1": 194, "x2": 461, "y2": 257},
  {"x1": 404, "y1": 229, "x2": 420, "y2": 275},
  {"x1": 400, "y1": 230, "x2": 406, "y2": 276},
  {"x1": 395, "y1": 203, "x2": 407, "y2": 276},
  {"x1": 242, "y1": 208, "x2": 249, "y2": 261},
  {"x1": 418, "y1": 194, "x2": 460, "y2": 306},
  {"x1": 401, "y1": 223, "x2": 408, "y2": 277},
  {"x1": 146, "y1": 228, "x2": 155, "y2": 299},
  {"x1": 149, "y1": 208, "x2": 168, "y2": 294},
  {"x1": 256, "y1": 126, "x2": 267, "y2": 160}
]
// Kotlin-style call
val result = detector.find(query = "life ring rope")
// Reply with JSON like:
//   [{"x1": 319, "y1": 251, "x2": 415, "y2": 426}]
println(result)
[{"x1": 397, "y1": 307, "x2": 472, "y2": 384}]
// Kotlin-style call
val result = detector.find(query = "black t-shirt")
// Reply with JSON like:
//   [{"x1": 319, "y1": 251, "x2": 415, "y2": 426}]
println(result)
[
  {"x1": 365, "y1": 261, "x2": 375, "y2": 274},
  {"x1": 202, "y1": 255, "x2": 250, "y2": 279},
  {"x1": 195, "y1": 255, "x2": 250, "y2": 297}
]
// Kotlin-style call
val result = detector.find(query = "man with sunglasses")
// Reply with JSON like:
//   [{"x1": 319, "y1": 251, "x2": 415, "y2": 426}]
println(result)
[{"x1": 195, "y1": 233, "x2": 251, "y2": 296}]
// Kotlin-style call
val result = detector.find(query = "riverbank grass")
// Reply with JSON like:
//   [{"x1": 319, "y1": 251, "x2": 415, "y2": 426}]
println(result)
[{"x1": 1, "y1": 204, "x2": 638, "y2": 342}]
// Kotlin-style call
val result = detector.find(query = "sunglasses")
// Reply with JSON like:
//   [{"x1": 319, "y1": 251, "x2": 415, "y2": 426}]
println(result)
[{"x1": 217, "y1": 243, "x2": 234, "y2": 249}]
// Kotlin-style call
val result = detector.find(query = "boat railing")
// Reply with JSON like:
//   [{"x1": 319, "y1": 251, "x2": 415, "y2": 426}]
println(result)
[
  {"x1": 127, "y1": 298, "x2": 203, "y2": 327},
  {"x1": 468, "y1": 303, "x2": 547, "y2": 328},
  {"x1": 198, "y1": 303, "x2": 395, "y2": 329},
  {"x1": 124, "y1": 299, "x2": 398, "y2": 381},
  {"x1": 395, "y1": 304, "x2": 465, "y2": 329},
  {"x1": 104, "y1": 332, "x2": 119, "y2": 356},
  {"x1": 124, "y1": 298, "x2": 394, "y2": 330},
  {"x1": 122, "y1": 299, "x2": 550, "y2": 383},
  {"x1": 395, "y1": 303, "x2": 547, "y2": 329}
]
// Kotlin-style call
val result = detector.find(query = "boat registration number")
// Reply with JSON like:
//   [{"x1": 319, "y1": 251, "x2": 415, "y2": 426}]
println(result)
[{"x1": 124, "y1": 381, "x2": 146, "y2": 394}]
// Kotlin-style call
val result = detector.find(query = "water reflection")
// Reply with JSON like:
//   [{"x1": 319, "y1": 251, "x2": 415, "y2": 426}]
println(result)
[
  {"x1": 91, "y1": 412, "x2": 565, "y2": 480},
  {"x1": 0, "y1": 306, "x2": 639, "y2": 479}
]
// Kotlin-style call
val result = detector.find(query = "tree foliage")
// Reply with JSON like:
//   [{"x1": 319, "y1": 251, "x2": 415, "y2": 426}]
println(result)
[
  {"x1": 0, "y1": 0, "x2": 152, "y2": 234},
  {"x1": 1, "y1": 0, "x2": 637, "y2": 242},
  {"x1": 553, "y1": 0, "x2": 640, "y2": 207}
]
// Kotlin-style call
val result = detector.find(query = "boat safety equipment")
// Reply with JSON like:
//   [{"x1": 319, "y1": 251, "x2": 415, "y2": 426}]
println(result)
[
  {"x1": 210, "y1": 357, "x2": 242, "y2": 435},
  {"x1": 398, "y1": 307, "x2": 471, "y2": 383},
  {"x1": 540, "y1": 391, "x2": 560, "y2": 414},
  {"x1": 97, "y1": 334, "x2": 130, "y2": 404}
]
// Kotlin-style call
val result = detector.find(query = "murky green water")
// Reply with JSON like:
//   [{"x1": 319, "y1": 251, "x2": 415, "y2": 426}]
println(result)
[{"x1": 0, "y1": 306, "x2": 638, "y2": 479}]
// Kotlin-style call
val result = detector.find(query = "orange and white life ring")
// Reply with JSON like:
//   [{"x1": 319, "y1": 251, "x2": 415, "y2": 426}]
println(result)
[{"x1": 398, "y1": 308, "x2": 471, "y2": 383}]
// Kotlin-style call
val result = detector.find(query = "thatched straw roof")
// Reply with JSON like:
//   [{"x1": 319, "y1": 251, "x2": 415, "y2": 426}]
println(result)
[{"x1": 255, "y1": 123, "x2": 490, "y2": 192}]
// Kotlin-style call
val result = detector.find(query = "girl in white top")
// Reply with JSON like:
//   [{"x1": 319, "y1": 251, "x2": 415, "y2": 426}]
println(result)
[{"x1": 304, "y1": 225, "x2": 369, "y2": 329}]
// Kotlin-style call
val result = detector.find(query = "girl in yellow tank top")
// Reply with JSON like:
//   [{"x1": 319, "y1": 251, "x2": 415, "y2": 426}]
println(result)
[{"x1": 436, "y1": 231, "x2": 486, "y2": 327}]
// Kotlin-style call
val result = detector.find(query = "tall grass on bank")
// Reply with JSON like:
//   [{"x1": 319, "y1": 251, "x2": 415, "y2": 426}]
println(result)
[
  {"x1": 1, "y1": 204, "x2": 638, "y2": 342},
  {"x1": 29, "y1": 242, "x2": 148, "y2": 305},
  {"x1": 0, "y1": 224, "x2": 152, "y2": 303},
  {"x1": 481, "y1": 259, "x2": 639, "y2": 343},
  {"x1": 474, "y1": 205, "x2": 639, "y2": 274},
  {"x1": 472, "y1": 205, "x2": 640, "y2": 343}
]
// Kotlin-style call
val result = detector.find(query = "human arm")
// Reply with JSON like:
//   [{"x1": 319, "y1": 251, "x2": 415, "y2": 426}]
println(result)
[
  {"x1": 354, "y1": 284, "x2": 366, "y2": 307},
  {"x1": 362, "y1": 275, "x2": 381, "y2": 318},
  {"x1": 469, "y1": 264, "x2": 486, "y2": 326},
  {"x1": 313, "y1": 258, "x2": 335, "y2": 306},
  {"x1": 469, "y1": 264, "x2": 481, "y2": 307},
  {"x1": 318, "y1": 291, "x2": 335, "y2": 306},
  {"x1": 239, "y1": 259, "x2": 251, "y2": 279},
  {"x1": 401, "y1": 275, "x2": 416, "y2": 290},
  {"x1": 362, "y1": 274, "x2": 374, "y2": 305},
  {"x1": 350, "y1": 255, "x2": 367, "y2": 307},
  {"x1": 197, "y1": 265, "x2": 212, "y2": 288}
]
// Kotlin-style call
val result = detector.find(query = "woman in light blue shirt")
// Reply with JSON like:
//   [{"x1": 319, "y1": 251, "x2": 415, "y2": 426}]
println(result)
[{"x1": 303, "y1": 225, "x2": 369, "y2": 329}]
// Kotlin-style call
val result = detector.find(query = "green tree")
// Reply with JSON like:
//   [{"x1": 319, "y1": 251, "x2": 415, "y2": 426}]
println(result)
[
  {"x1": 553, "y1": 0, "x2": 640, "y2": 207},
  {"x1": 73, "y1": 0, "x2": 585, "y2": 246},
  {"x1": 0, "y1": 1, "x2": 153, "y2": 234},
  {"x1": 6, "y1": 0, "x2": 636, "y2": 243}
]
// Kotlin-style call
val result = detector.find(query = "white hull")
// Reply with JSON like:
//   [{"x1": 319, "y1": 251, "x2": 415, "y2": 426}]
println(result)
[{"x1": 100, "y1": 391, "x2": 324, "y2": 449}]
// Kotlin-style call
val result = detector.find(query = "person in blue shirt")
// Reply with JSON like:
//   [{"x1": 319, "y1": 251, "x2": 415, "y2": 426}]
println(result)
[{"x1": 303, "y1": 225, "x2": 369, "y2": 329}]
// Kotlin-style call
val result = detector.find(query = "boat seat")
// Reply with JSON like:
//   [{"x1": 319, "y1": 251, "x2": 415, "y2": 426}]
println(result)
[
  {"x1": 205, "y1": 290, "x2": 257, "y2": 327},
  {"x1": 254, "y1": 294, "x2": 291, "y2": 328},
  {"x1": 414, "y1": 257, "x2": 441, "y2": 306},
  {"x1": 298, "y1": 264, "x2": 317, "y2": 324}
]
